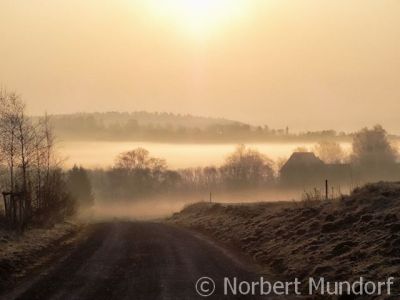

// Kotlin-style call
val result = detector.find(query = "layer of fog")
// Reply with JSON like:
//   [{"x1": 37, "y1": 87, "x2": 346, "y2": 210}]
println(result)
[
  {"x1": 60, "y1": 141, "x2": 352, "y2": 169},
  {"x1": 81, "y1": 189, "x2": 308, "y2": 221}
]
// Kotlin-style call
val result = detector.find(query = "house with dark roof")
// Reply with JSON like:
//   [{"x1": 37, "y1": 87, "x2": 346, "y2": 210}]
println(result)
[{"x1": 280, "y1": 152, "x2": 351, "y2": 187}]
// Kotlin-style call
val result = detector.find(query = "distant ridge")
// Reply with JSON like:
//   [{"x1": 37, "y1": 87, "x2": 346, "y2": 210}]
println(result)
[
  {"x1": 46, "y1": 111, "x2": 245, "y2": 129},
  {"x1": 34, "y1": 111, "x2": 398, "y2": 143}
]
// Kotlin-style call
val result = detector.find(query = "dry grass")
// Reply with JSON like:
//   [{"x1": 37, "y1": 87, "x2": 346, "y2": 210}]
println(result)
[
  {"x1": 0, "y1": 221, "x2": 82, "y2": 291},
  {"x1": 169, "y1": 182, "x2": 400, "y2": 295}
]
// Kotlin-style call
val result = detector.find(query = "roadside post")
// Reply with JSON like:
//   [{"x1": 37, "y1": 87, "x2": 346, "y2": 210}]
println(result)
[{"x1": 325, "y1": 180, "x2": 329, "y2": 200}]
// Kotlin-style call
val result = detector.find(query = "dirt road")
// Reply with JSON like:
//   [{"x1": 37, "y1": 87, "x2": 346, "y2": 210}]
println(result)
[{"x1": 4, "y1": 222, "x2": 265, "y2": 300}]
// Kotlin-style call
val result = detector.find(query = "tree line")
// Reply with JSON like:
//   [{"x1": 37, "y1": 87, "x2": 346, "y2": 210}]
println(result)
[{"x1": 88, "y1": 125, "x2": 399, "y2": 202}]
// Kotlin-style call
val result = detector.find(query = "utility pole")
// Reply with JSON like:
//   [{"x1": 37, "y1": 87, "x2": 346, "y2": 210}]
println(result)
[{"x1": 209, "y1": 192, "x2": 212, "y2": 203}]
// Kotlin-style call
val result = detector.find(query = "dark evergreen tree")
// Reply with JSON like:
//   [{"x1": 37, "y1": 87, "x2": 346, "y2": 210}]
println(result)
[{"x1": 67, "y1": 165, "x2": 94, "y2": 208}]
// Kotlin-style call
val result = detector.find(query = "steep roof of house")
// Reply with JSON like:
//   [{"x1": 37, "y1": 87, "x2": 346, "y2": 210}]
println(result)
[{"x1": 280, "y1": 152, "x2": 325, "y2": 172}]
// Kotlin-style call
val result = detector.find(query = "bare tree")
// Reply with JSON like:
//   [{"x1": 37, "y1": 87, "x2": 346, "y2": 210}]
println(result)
[
  {"x1": 0, "y1": 90, "x2": 74, "y2": 228},
  {"x1": 351, "y1": 125, "x2": 398, "y2": 180},
  {"x1": 220, "y1": 144, "x2": 275, "y2": 188},
  {"x1": 115, "y1": 148, "x2": 167, "y2": 172},
  {"x1": 352, "y1": 125, "x2": 398, "y2": 166},
  {"x1": 314, "y1": 141, "x2": 346, "y2": 164}
]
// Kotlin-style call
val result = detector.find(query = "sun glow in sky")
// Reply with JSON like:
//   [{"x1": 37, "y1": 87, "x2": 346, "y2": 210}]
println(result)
[
  {"x1": 1, "y1": 1, "x2": 400, "y2": 132},
  {"x1": 146, "y1": 0, "x2": 249, "y2": 37}
]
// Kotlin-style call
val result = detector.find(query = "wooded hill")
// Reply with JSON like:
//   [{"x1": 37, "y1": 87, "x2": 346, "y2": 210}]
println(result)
[{"x1": 34, "y1": 111, "x2": 371, "y2": 143}]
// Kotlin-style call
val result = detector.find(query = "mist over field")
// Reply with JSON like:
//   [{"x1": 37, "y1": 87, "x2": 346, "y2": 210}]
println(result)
[
  {"x1": 87, "y1": 189, "x2": 303, "y2": 221},
  {"x1": 63, "y1": 123, "x2": 398, "y2": 223}
]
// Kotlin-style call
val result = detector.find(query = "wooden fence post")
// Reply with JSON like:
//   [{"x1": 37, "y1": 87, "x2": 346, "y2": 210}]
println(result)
[{"x1": 325, "y1": 179, "x2": 329, "y2": 200}]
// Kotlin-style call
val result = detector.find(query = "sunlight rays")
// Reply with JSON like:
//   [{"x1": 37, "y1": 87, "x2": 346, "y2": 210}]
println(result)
[{"x1": 145, "y1": 0, "x2": 249, "y2": 38}]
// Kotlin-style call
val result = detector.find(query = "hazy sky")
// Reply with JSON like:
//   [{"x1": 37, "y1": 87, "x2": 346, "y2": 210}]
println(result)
[{"x1": 1, "y1": 0, "x2": 399, "y2": 132}]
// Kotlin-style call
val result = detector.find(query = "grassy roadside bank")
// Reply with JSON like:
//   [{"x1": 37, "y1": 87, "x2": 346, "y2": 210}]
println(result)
[
  {"x1": 0, "y1": 222, "x2": 84, "y2": 292},
  {"x1": 168, "y1": 182, "x2": 400, "y2": 295}
]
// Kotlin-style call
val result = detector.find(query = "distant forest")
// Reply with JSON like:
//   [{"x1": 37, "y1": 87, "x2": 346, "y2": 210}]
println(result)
[{"x1": 40, "y1": 112, "x2": 398, "y2": 143}]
